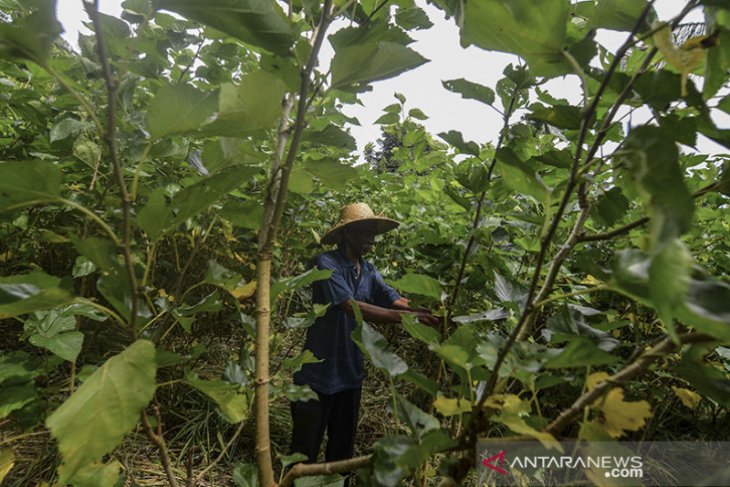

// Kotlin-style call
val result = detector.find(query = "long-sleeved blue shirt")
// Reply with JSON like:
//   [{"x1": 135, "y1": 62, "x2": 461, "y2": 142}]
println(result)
[{"x1": 294, "y1": 249, "x2": 401, "y2": 394}]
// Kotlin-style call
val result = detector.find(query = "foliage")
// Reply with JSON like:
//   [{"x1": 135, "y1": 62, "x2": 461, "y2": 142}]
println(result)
[{"x1": 0, "y1": 0, "x2": 729, "y2": 486}]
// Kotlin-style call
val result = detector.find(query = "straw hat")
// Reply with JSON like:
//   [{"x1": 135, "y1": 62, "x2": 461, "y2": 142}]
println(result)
[{"x1": 320, "y1": 203, "x2": 400, "y2": 245}]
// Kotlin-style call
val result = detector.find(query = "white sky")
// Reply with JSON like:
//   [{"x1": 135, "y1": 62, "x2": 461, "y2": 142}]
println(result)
[{"x1": 54, "y1": 0, "x2": 727, "y2": 156}]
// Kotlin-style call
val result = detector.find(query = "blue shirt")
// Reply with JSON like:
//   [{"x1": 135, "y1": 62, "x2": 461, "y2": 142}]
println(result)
[{"x1": 294, "y1": 249, "x2": 401, "y2": 394}]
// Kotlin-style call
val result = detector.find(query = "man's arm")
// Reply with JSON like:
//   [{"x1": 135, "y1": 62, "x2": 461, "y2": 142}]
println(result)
[{"x1": 340, "y1": 299, "x2": 439, "y2": 326}]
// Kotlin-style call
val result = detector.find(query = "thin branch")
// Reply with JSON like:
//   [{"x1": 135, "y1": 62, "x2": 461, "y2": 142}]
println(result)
[
  {"x1": 545, "y1": 332, "x2": 715, "y2": 436},
  {"x1": 177, "y1": 36, "x2": 204, "y2": 83},
  {"x1": 279, "y1": 455, "x2": 372, "y2": 487},
  {"x1": 533, "y1": 285, "x2": 609, "y2": 309},
  {"x1": 84, "y1": 0, "x2": 140, "y2": 334},
  {"x1": 578, "y1": 181, "x2": 721, "y2": 242},
  {"x1": 448, "y1": 89, "x2": 519, "y2": 314},
  {"x1": 142, "y1": 407, "x2": 180, "y2": 487}
]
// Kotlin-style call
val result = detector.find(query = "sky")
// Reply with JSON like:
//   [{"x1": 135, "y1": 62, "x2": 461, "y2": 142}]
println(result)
[{"x1": 54, "y1": 0, "x2": 726, "y2": 156}]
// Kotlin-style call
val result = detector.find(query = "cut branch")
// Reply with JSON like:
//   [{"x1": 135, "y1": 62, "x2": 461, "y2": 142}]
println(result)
[{"x1": 279, "y1": 455, "x2": 372, "y2": 487}]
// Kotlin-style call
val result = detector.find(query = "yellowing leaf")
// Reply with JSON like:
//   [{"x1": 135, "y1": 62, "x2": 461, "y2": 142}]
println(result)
[
  {"x1": 672, "y1": 386, "x2": 702, "y2": 408},
  {"x1": 433, "y1": 395, "x2": 471, "y2": 416},
  {"x1": 230, "y1": 281, "x2": 257, "y2": 300},
  {"x1": 483, "y1": 394, "x2": 531, "y2": 416},
  {"x1": 581, "y1": 274, "x2": 603, "y2": 286},
  {"x1": 652, "y1": 21, "x2": 708, "y2": 96},
  {"x1": 598, "y1": 389, "x2": 652, "y2": 438},
  {"x1": 0, "y1": 449, "x2": 14, "y2": 484},
  {"x1": 587, "y1": 372, "x2": 652, "y2": 438},
  {"x1": 494, "y1": 413, "x2": 563, "y2": 452},
  {"x1": 586, "y1": 371, "x2": 610, "y2": 390}
]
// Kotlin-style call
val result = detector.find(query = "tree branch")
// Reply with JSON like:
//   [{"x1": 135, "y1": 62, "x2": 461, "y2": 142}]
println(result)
[
  {"x1": 84, "y1": 0, "x2": 140, "y2": 334},
  {"x1": 254, "y1": 3, "x2": 335, "y2": 485},
  {"x1": 142, "y1": 406, "x2": 180, "y2": 487},
  {"x1": 578, "y1": 181, "x2": 721, "y2": 243},
  {"x1": 279, "y1": 455, "x2": 372, "y2": 487},
  {"x1": 545, "y1": 332, "x2": 715, "y2": 436}
]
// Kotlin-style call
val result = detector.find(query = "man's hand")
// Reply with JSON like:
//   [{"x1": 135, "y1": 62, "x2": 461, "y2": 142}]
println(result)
[{"x1": 414, "y1": 310, "x2": 440, "y2": 327}]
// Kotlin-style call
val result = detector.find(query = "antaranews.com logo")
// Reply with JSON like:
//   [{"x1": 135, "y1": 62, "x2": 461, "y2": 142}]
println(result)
[
  {"x1": 481, "y1": 448, "x2": 643, "y2": 480},
  {"x1": 476, "y1": 441, "x2": 730, "y2": 486}
]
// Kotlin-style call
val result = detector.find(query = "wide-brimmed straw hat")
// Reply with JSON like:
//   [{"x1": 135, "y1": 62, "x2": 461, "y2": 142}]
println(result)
[{"x1": 320, "y1": 203, "x2": 400, "y2": 245}]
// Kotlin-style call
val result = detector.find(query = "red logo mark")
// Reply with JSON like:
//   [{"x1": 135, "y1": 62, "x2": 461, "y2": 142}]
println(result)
[{"x1": 482, "y1": 450, "x2": 508, "y2": 475}]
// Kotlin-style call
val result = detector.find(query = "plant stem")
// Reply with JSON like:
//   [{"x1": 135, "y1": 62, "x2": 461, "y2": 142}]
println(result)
[
  {"x1": 279, "y1": 455, "x2": 372, "y2": 487},
  {"x1": 142, "y1": 407, "x2": 180, "y2": 487},
  {"x1": 533, "y1": 285, "x2": 608, "y2": 309},
  {"x1": 84, "y1": 0, "x2": 140, "y2": 335},
  {"x1": 254, "y1": 4, "x2": 335, "y2": 484}
]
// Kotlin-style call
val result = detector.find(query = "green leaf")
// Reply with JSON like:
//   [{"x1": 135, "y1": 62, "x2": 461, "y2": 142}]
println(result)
[
  {"x1": 0, "y1": 384, "x2": 37, "y2": 419},
  {"x1": 0, "y1": 272, "x2": 74, "y2": 319},
  {"x1": 157, "y1": 0, "x2": 294, "y2": 56},
  {"x1": 66, "y1": 461, "x2": 121, "y2": 487},
  {"x1": 621, "y1": 126, "x2": 694, "y2": 247},
  {"x1": 352, "y1": 321, "x2": 408, "y2": 377},
  {"x1": 306, "y1": 159, "x2": 359, "y2": 187},
  {"x1": 389, "y1": 273, "x2": 442, "y2": 300},
  {"x1": 0, "y1": 160, "x2": 63, "y2": 210},
  {"x1": 395, "y1": 7, "x2": 433, "y2": 30},
  {"x1": 46, "y1": 340, "x2": 157, "y2": 483},
  {"x1": 0, "y1": 0, "x2": 61, "y2": 66},
  {"x1": 704, "y1": 28, "x2": 730, "y2": 99},
  {"x1": 199, "y1": 70, "x2": 288, "y2": 137},
  {"x1": 69, "y1": 235, "x2": 116, "y2": 273},
  {"x1": 147, "y1": 84, "x2": 218, "y2": 139},
  {"x1": 50, "y1": 118, "x2": 85, "y2": 143},
  {"x1": 594, "y1": 187, "x2": 630, "y2": 227},
  {"x1": 138, "y1": 165, "x2": 258, "y2": 240},
  {"x1": 232, "y1": 463, "x2": 258, "y2": 487},
  {"x1": 442, "y1": 78, "x2": 495, "y2": 106},
  {"x1": 676, "y1": 274, "x2": 730, "y2": 341},
  {"x1": 401, "y1": 313, "x2": 441, "y2": 348},
  {"x1": 24, "y1": 306, "x2": 99, "y2": 362},
  {"x1": 461, "y1": 0, "x2": 571, "y2": 77},
  {"x1": 0, "y1": 351, "x2": 41, "y2": 385},
  {"x1": 528, "y1": 104, "x2": 582, "y2": 130},
  {"x1": 408, "y1": 108, "x2": 428, "y2": 120},
  {"x1": 0, "y1": 449, "x2": 14, "y2": 484},
  {"x1": 302, "y1": 125, "x2": 356, "y2": 151},
  {"x1": 544, "y1": 337, "x2": 620, "y2": 368},
  {"x1": 271, "y1": 268, "x2": 332, "y2": 302},
  {"x1": 374, "y1": 112, "x2": 400, "y2": 125},
  {"x1": 437, "y1": 130, "x2": 480, "y2": 156},
  {"x1": 495, "y1": 148, "x2": 551, "y2": 203},
  {"x1": 331, "y1": 41, "x2": 428, "y2": 90},
  {"x1": 675, "y1": 345, "x2": 730, "y2": 407},
  {"x1": 394, "y1": 394, "x2": 439, "y2": 440},
  {"x1": 184, "y1": 371, "x2": 249, "y2": 423},
  {"x1": 649, "y1": 239, "x2": 692, "y2": 340},
  {"x1": 593, "y1": 0, "x2": 655, "y2": 32}
]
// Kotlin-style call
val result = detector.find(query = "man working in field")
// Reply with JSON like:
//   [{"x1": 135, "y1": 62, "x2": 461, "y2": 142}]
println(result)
[{"x1": 291, "y1": 202, "x2": 439, "y2": 470}]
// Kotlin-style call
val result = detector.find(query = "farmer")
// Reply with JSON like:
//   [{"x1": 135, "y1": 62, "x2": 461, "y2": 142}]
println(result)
[{"x1": 291, "y1": 202, "x2": 439, "y2": 470}]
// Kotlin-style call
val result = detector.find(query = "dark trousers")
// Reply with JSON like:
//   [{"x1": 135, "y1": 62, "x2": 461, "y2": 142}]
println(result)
[{"x1": 290, "y1": 386, "x2": 362, "y2": 464}]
